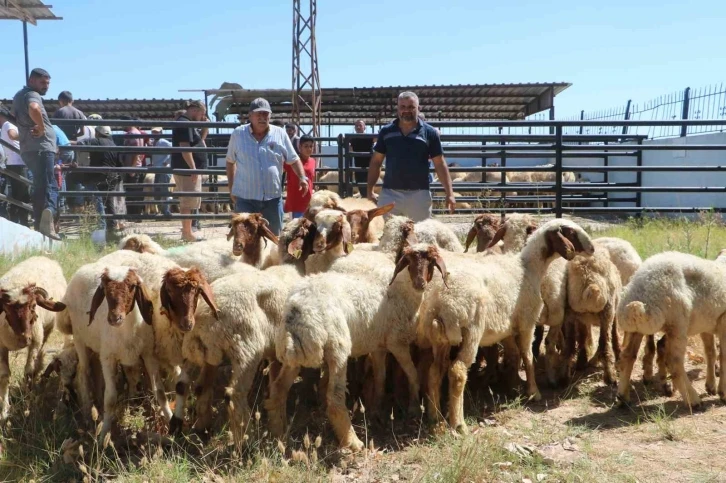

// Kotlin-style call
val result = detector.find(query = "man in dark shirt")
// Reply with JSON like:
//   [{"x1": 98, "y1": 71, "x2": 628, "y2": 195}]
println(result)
[
  {"x1": 367, "y1": 92, "x2": 455, "y2": 221},
  {"x1": 73, "y1": 125, "x2": 124, "y2": 231},
  {"x1": 11, "y1": 67, "x2": 60, "y2": 239},
  {"x1": 172, "y1": 101, "x2": 206, "y2": 242},
  {"x1": 52, "y1": 90, "x2": 86, "y2": 141},
  {"x1": 349, "y1": 119, "x2": 375, "y2": 198}
]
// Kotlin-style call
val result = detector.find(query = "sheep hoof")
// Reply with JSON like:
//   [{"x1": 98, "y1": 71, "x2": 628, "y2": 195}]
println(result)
[
  {"x1": 342, "y1": 437, "x2": 364, "y2": 452},
  {"x1": 169, "y1": 415, "x2": 184, "y2": 435},
  {"x1": 690, "y1": 402, "x2": 704, "y2": 413},
  {"x1": 454, "y1": 423, "x2": 469, "y2": 435},
  {"x1": 527, "y1": 391, "x2": 542, "y2": 402},
  {"x1": 706, "y1": 383, "x2": 717, "y2": 396},
  {"x1": 615, "y1": 394, "x2": 631, "y2": 408},
  {"x1": 662, "y1": 382, "x2": 673, "y2": 397}
]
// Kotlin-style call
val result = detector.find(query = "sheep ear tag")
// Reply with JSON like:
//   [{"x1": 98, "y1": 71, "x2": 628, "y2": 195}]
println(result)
[
  {"x1": 346, "y1": 242, "x2": 354, "y2": 253},
  {"x1": 292, "y1": 249, "x2": 303, "y2": 259}
]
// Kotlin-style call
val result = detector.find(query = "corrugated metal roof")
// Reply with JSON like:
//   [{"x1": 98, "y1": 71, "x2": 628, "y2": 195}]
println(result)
[
  {"x1": 0, "y1": 0, "x2": 62, "y2": 24},
  {"x1": 0, "y1": 98, "x2": 190, "y2": 120}
]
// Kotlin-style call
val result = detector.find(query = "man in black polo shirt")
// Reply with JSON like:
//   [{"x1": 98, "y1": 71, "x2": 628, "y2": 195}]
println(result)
[
  {"x1": 172, "y1": 101, "x2": 206, "y2": 242},
  {"x1": 367, "y1": 91, "x2": 455, "y2": 221}
]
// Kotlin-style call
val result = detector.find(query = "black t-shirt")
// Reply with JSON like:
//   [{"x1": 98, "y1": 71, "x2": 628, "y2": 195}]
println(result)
[
  {"x1": 350, "y1": 136, "x2": 374, "y2": 168},
  {"x1": 77, "y1": 136, "x2": 120, "y2": 183},
  {"x1": 171, "y1": 115, "x2": 206, "y2": 172}
]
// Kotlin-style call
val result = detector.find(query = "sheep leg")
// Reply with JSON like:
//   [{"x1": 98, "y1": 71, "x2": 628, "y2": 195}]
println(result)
[
  {"x1": 500, "y1": 335, "x2": 522, "y2": 389},
  {"x1": 616, "y1": 332, "x2": 643, "y2": 405},
  {"x1": 365, "y1": 350, "x2": 387, "y2": 419},
  {"x1": 425, "y1": 343, "x2": 449, "y2": 424},
  {"x1": 0, "y1": 348, "x2": 9, "y2": 420},
  {"x1": 22, "y1": 338, "x2": 41, "y2": 389},
  {"x1": 193, "y1": 363, "x2": 218, "y2": 431},
  {"x1": 664, "y1": 332, "x2": 701, "y2": 409},
  {"x1": 718, "y1": 330, "x2": 726, "y2": 403},
  {"x1": 701, "y1": 333, "x2": 717, "y2": 396},
  {"x1": 141, "y1": 355, "x2": 172, "y2": 423},
  {"x1": 597, "y1": 303, "x2": 617, "y2": 385},
  {"x1": 532, "y1": 325, "x2": 545, "y2": 360},
  {"x1": 611, "y1": 312, "x2": 621, "y2": 361},
  {"x1": 576, "y1": 321, "x2": 591, "y2": 372},
  {"x1": 326, "y1": 360, "x2": 363, "y2": 451},
  {"x1": 516, "y1": 325, "x2": 541, "y2": 401},
  {"x1": 655, "y1": 335, "x2": 672, "y2": 396},
  {"x1": 416, "y1": 348, "x2": 433, "y2": 403},
  {"x1": 100, "y1": 357, "x2": 120, "y2": 436},
  {"x1": 73, "y1": 340, "x2": 95, "y2": 423},
  {"x1": 265, "y1": 364, "x2": 300, "y2": 438},
  {"x1": 389, "y1": 343, "x2": 421, "y2": 415},
  {"x1": 642, "y1": 335, "x2": 657, "y2": 383},
  {"x1": 448, "y1": 328, "x2": 478, "y2": 433},
  {"x1": 171, "y1": 361, "x2": 195, "y2": 434},
  {"x1": 228, "y1": 353, "x2": 264, "y2": 447},
  {"x1": 544, "y1": 324, "x2": 564, "y2": 387}
]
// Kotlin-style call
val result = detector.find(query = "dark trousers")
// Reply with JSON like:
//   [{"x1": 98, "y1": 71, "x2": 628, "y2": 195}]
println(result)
[
  {"x1": 6, "y1": 165, "x2": 31, "y2": 227},
  {"x1": 234, "y1": 197, "x2": 283, "y2": 235},
  {"x1": 21, "y1": 150, "x2": 58, "y2": 230},
  {"x1": 354, "y1": 160, "x2": 369, "y2": 198}
]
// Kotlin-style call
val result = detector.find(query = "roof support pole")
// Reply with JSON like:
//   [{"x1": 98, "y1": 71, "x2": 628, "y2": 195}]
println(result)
[{"x1": 22, "y1": 20, "x2": 29, "y2": 81}]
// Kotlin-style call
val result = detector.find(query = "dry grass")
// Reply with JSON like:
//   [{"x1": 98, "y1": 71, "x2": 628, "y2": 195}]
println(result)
[{"x1": 2, "y1": 214, "x2": 726, "y2": 481}]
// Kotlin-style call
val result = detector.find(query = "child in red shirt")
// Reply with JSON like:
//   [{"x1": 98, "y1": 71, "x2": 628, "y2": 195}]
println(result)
[{"x1": 284, "y1": 135, "x2": 316, "y2": 218}]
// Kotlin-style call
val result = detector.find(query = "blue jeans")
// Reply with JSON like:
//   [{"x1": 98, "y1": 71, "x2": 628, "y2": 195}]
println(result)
[
  {"x1": 21, "y1": 150, "x2": 58, "y2": 230},
  {"x1": 154, "y1": 172, "x2": 173, "y2": 215},
  {"x1": 234, "y1": 197, "x2": 283, "y2": 235},
  {"x1": 78, "y1": 182, "x2": 107, "y2": 230},
  {"x1": 292, "y1": 211, "x2": 304, "y2": 219}
]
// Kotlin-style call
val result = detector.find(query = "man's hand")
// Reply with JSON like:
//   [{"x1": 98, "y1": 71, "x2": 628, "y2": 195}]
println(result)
[
  {"x1": 446, "y1": 194, "x2": 456, "y2": 214},
  {"x1": 31, "y1": 124, "x2": 45, "y2": 138},
  {"x1": 367, "y1": 191, "x2": 379, "y2": 203},
  {"x1": 191, "y1": 174, "x2": 199, "y2": 184},
  {"x1": 299, "y1": 178, "x2": 310, "y2": 195},
  {"x1": 230, "y1": 193, "x2": 237, "y2": 204}
]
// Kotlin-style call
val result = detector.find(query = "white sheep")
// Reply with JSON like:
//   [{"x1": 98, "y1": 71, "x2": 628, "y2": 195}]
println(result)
[
  {"x1": 304, "y1": 209, "x2": 354, "y2": 274},
  {"x1": 0, "y1": 257, "x2": 66, "y2": 419},
  {"x1": 267, "y1": 243, "x2": 448, "y2": 451},
  {"x1": 616, "y1": 252, "x2": 726, "y2": 409},
  {"x1": 173, "y1": 217, "x2": 316, "y2": 445},
  {"x1": 414, "y1": 218, "x2": 464, "y2": 253},
  {"x1": 418, "y1": 219, "x2": 595, "y2": 433}
]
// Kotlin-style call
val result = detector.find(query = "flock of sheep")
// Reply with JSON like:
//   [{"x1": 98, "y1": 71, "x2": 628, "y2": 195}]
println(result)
[{"x1": 0, "y1": 189, "x2": 723, "y2": 453}]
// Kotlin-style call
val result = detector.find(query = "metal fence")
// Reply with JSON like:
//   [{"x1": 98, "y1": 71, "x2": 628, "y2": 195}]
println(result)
[{"x1": 2, "y1": 118, "x2": 726, "y2": 230}]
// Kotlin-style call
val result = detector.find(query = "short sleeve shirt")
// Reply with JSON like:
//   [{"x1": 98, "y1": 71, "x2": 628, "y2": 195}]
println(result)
[
  {"x1": 373, "y1": 119, "x2": 442, "y2": 190},
  {"x1": 51, "y1": 105, "x2": 86, "y2": 140},
  {"x1": 10, "y1": 86, "x2": 56, "y2": 154},
  {"x1": 171, "y1": 115, "x2": 205, "y2": 172}
]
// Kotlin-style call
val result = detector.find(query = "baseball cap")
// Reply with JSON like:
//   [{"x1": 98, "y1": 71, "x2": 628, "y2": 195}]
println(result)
[
  {"x1": 249, "y1": 97, "x2": 272, "y2": 113},
  {"x1": 95, "y1": 126, "x2": 112, "y2": 137},
  {"x1": 151, "y1": 127, "x2": 163, "y2": 133},
  {"x1": 88, "y1": 113, "x2": 103, "y2": 120}
]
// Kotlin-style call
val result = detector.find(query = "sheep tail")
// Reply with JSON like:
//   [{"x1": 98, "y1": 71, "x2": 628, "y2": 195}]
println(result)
[
  {"x1": 620, "y1": 301, "x2": 648, "y2": 333},
  {"x1": 56, "y1": 306, "x2": 72, "y2": 336}
]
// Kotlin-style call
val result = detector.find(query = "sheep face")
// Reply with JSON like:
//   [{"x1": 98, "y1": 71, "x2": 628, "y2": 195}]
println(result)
[
  {"x1": 89, "y1": 268, "x2": 154, "y2": 327},
  {"x1": 345, "y1": 203, "x2": 395, "y2": 244},
  {"x1": 160, "y1": 267, "x2": 219, "y2": 332},
  {"x1": 313, "y1": 211, "x2": 352, "y2": 254},
  {"x1": 487, "y1": 218, "x2": 538, "y2": 251},
  {"x1": 282, "y1": 218, "x2": 317, "y2": 263},
  {"x1": 465, "y1": 214, "x2": 501, "y2": 253},
  {"x1": 390, "y1": 244, "x2": 448, "y2": 291},
  {"x1": 0, "y1": 285, "x2": 65, "y2": 344},
  {"x1": 542, "y1": 222, "x2": 594, "y2": 261},
  {"x1": 227, "y1": 213, "x2": 279, "y2": 257}
]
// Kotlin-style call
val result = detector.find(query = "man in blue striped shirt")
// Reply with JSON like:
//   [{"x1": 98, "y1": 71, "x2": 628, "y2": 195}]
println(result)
[{"x1": 225, "y1": 98, "x2": 310, "y2": 235}]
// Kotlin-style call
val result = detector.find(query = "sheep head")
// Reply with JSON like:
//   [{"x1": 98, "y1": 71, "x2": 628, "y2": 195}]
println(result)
[
  {"x1": 281, "y1": 218, "x2": 318, "y2": 263},
  {"x1": 0, "y1": 284, "x2": 65, "y2": 344},
  {"x1": 227, "y1": 213, "x2": 279, "y2": 257},
  {"x1": 160, "y1": 267, "x2": 219, "y2": 332},
  {"x1": 487, "y1": 218, "x2": 539, "y2": 252},
  {"x1": 465, "y1": 214, "x2": 502, "y2": 253},
  {"x1": 313, "y1": 210, "x2": 353, "y2": 254},
  {"x1": 346, "y1": 203, "x2": 395, "y2": 244},
  {"x1": 390, "y1": 244, "x2": 448, "y2": 291},
  {"x1": 89, "y1": 267, "x2": 153, "y2": 327},
  {"x1": 541, "y1": 221, "x2": 594, "y2": 261}
]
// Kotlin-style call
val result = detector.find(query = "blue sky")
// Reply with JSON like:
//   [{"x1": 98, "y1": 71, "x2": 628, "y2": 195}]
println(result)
[{"x1": 1, "y1": 0, "x2": 724, "y2": 119}]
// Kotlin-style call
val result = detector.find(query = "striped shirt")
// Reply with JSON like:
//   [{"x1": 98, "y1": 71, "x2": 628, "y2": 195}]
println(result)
[{"x1": 226, "y1": 124, "x2": 299, "y2": 200}]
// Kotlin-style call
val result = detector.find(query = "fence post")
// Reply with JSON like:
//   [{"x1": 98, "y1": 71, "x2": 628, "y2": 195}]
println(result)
[
  {"x1": 681, "y1": 87, "x2": 691, "y2": 137},
  {"x1": 337, "y1": 133, "x2": 344, "y2": 194},
  {"x1": 635, "y1": 137, "x2": 643, "y2": 213},
  {"x1": 554, "y1": 125, "x2": 563, "y2": 219},
  {"x1": 621, "y1": 100, "x2": 632, "y2": 136},
  {"x1": 549, "y1": 106, "x2": 555, "y2": 135}
]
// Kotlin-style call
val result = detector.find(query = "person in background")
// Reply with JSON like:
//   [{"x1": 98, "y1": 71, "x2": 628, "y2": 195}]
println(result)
[
  {"x1": 51, "y1": 124, "x2": 73, "y2": 215},
  {"x1": 0, "y1": 106, "x2": 30, "y2": 226},
  {"x1": 284, "y1": 135, "x2": 316, "y2": 218},
  {"x1": 10, "y1": 67, "x2": 60, "y2": 239},
  {"x1": 225, "y1": 98, "x2": 309, "y2": 235},
  {"x1": 150, "y1": 126, "x2": 173, "y2": 217},
  {"x1": 52, "y1": 90, "x2": 86, "y2": 140},
  {"x1": 349, "y1": 119, "x2": 376, "y2": 198},
  {"x1": 172, "y1": 100, "x2": 206, "y2": 242},
  {"x1": 120, "y1": 120, "x2": 145, "y2": 216},
  {"x1": 285, "y1": 122, "x2": 301, "y2": 155}
]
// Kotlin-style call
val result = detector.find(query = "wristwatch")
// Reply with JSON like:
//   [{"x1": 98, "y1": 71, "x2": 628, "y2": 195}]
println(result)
[{"x1": 300, "y1": 176, "x2": 309, "y2": 182}]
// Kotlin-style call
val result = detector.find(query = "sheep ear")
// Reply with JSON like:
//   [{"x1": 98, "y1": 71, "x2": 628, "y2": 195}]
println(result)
[
  {"x1": 464, "y1": 225, "x2": 478, "y2": 253},
  {"x1": 199, "y1": 279, "x2": 220, "y2": 321},
  {"x1": 342, "y1": 221, "x2": 353, "y2": 254},
  {"x1": 430, "y1": 254, "x2": 449, "y2": 288},
  {"x1": 259, "y1": 220, "x2": 280, "y2": 246},
  {"x1": 368, "y1": 202, "x2": 394, "y2": 220},
  {"x1": 134, "y1": 283, "x2": 154, "y2": 325},
  {"x1": 287, "y1": 237, "x2": 305, "y2": 259},
  {"x1": 553, "y1": 229, "x2": 576, "y2": 260},
  {"x1": 35, "y1": 287, "x2": 66, "y2": 312},
  {"x1": 160, "y1": 282, "x2": 173, "y2": 317},
  {"x1": 0, "y1": 289, "x2": 6, "y2": 315},
  {"x1": 487, "y1": 224, "x2": 507, "y2": 248},
  {"x1": 88, "y1": 284, "x2": 105, "y2": 326},
  {"x1": 389, "y1": 256, "x2": 410, "y2": 286}
]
